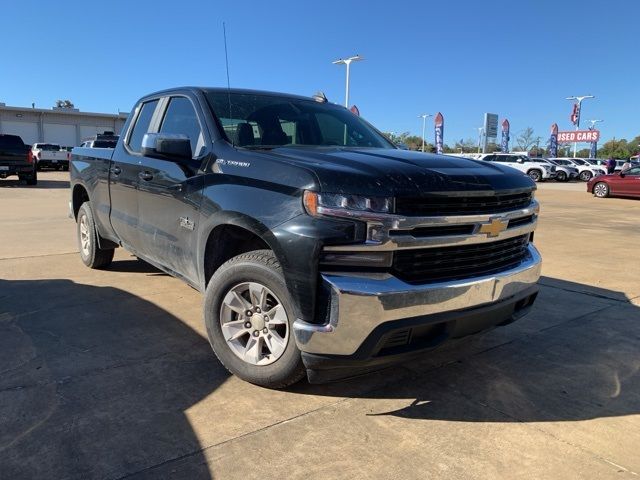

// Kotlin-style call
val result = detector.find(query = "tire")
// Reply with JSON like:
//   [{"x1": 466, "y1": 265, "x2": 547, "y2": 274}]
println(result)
[
  {"x1": 593, "y1": 182, "x2": 609, "y2": 198},
  {"x1": 77, "y1": 202, "x2": 114, "y2": 269},
  {"x1": 527, "y1": 169, "x2": 542, "y2": 182},
  {"x1": 20, "y1": 169, "x2": 37, "y2": 186},
  {"x1": 203, "y1": 249, "x2": 305, "y2": 389},
  {"x1": 579, "y1": 171, "x2": 592, "y2": 182},
  {"x1": 555, "y1": 171, "x2": 567, "y2": 182}
]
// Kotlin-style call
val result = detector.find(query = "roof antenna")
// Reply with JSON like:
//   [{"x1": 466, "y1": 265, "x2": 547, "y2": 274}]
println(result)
[{"x1": 223, "y1": 22, "x2": 234, "y2": 145}]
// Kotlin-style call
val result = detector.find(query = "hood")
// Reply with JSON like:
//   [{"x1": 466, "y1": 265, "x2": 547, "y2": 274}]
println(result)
[{"x1": 257, "y1": 147, "x2": 535, "y2": 197}]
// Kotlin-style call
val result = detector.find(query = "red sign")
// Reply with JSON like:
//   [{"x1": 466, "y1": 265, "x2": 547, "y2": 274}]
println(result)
[
  {"x1": 557, "y1": 130, "x2": 600, "y2": 143},
  {"x1": 349, "y1": 105, "x2": 360, "y2": 116}
]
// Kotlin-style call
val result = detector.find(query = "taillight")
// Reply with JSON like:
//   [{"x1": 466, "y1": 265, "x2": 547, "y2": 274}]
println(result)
[
  {"x1": 27, "y1": 150, "x2": 34, "y2": 164},
  {"x1": 67, "y1": 152, "x2": 71, "y2": 160}
]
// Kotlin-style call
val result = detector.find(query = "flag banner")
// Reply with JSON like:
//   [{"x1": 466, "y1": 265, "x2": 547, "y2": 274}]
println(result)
[
  {"x1": 434, "y1": 112, "x2": 444, "y2": 154},
  {"x1": 501, "y1": 119, "x2": 510, "y2": 153},
  {"x1": 549, "y1": 123, "x2": 558, "y2": 157}
]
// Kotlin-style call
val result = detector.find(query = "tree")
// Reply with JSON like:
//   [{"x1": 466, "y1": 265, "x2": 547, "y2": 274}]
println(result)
[
  {"x1": 55, "y1": 99, "x2": 75, "y2": 109},
  {"x1": 576, "y1": 148, "x2": 591, "y2": 158},
  {"x1": 454, "y1": 138, "x2": 477, "y2": 153},
  {"x1": 515, "y1": 127, "x2": 541, "y2": 152},
  {"x1": 597, "y1": 138, "x2": 630, "y2": 159}
]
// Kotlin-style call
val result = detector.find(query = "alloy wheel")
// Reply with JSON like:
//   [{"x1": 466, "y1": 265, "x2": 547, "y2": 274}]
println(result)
[{"x1": 219, "y1": 282, "x2": 289, "y2": 366}]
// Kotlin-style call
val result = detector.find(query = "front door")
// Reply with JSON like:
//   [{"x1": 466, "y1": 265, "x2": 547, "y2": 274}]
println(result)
[
  {"x1": 109, "y1": 99, "x2": 159, "y2": 248},
  {"x1": 136, "y1": 95, "x2": 207, "y2": 284}
]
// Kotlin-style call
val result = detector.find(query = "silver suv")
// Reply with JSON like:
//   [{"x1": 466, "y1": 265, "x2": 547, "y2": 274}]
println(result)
[{"x1": 479, "y1": 153, "x2": 556, "y2": 182}]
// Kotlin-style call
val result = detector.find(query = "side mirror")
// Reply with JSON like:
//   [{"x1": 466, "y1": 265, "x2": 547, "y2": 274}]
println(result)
[
  {"x1": 516, "y1": 158, "x2": 524, "y2": 163},
  {"x1": 141, "y1": 133, "x2": 192, "y2": 162}
]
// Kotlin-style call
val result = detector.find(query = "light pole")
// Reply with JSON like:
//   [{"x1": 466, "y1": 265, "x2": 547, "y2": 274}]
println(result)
[
  {"x1": 587, "y1": 119, "x2": 603, "y2": 159},
  {"x1": 418, "y1": 114, "x2": 432, "y2": 152},
  {"x1": 588, "y1": 119, "x2": 603, "y2": 129},
  {"x1": 333, "y1": 55, "x2": 363, "y2": 107},
  {"x1": 566, "y1": 95, "x2": 595, "y2": 157}
]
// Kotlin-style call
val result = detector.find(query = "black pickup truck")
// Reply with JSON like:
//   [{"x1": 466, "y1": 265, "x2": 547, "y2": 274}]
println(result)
[
  {"x1": 0, "y1": 134, "x2": 37, "y2": 185},
  {"x1": 70, "y1": 87, "x2": 541, "y2": 387}
]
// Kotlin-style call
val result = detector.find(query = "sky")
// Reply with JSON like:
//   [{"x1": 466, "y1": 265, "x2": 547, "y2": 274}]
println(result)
[{"x1": 2, "y1": 0, "x2": 639, "y2": 147}]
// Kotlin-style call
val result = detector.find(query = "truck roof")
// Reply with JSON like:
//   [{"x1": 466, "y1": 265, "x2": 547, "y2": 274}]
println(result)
[{"x1": 143, "y1": 86, "x2": 315, "y2": 102}]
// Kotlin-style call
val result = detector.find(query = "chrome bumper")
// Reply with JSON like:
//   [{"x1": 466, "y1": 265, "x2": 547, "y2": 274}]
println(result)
[{"x1": 293, "y1": 244, "x2": 541, "y2": 356}]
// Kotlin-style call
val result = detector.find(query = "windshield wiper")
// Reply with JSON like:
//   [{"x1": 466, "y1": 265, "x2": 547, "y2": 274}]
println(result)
[{"x1": 240, "y1": 145, "x2": 282, "y2": 150}]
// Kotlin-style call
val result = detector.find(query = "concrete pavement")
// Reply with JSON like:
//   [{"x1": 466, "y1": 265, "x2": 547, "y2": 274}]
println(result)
[{"x1": 1, "y1": 172, "x2": 639, "y2": 479}]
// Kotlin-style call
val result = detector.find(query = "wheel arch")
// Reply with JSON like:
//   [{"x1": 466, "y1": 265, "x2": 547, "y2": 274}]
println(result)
[
  {"x1": 72, "y1": 183, "x2": 90, "y2": 220},
  {"x1": 198, "y1": 212, "x2": 289, "y2": 290}
]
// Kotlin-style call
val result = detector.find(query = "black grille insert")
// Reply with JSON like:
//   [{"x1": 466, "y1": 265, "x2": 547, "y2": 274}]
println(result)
[
  {"x1": 396, "y1": 191, "x2": 533, "y2": 216},
  {"x1": 393, "y1": 235, "x2": 530, "y2": 284}
]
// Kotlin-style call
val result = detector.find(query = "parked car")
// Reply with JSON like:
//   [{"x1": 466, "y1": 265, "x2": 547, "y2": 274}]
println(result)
[
  {"x1": 477, "y1": 153, "x2": 556, "y2": 182},
  {"x1": 549, "y1": 158, "x2": 605, "y2": 181},
  {"x1": 587, "y1": 166, "x2": 640, "y2": 198},
  {"x1": 0, "y1": 134, "x2": 37, "y2": 184},
  {"x1": 32, "y1": 143, "x2": 70, "y2": 171},
  {"x1": 530, "y1": 158, "x2": 578, "y2": 182},
  {"x1": 79, "y1": 132, "x2": 119, "y2": 149},
  {"x1": 70, "y1": 87, "x2": 541, "y2": 388}
]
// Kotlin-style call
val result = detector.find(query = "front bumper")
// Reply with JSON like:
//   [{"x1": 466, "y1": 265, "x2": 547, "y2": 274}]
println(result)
[{"x1": 293, "y1": 244, "x2": 541, "y2": 380}]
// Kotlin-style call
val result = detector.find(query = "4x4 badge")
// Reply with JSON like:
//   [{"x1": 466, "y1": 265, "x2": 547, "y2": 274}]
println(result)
[{"x1": 478, "y1": 218, "x2": 508, "y2": 237}]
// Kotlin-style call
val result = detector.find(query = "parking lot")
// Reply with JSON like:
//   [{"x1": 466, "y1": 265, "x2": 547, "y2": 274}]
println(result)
[{"x1": 1, "y1": 171, "x2": 639, "y2": 479}]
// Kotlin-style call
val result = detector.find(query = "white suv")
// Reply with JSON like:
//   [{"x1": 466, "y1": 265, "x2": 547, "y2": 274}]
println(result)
[
  {"x1": 549, "y1": 158, "x2": 605, "y2": 181},
  {"x1": 478, "y1": 153, "x2": 556, "y2": 182},
  {"x1": 531, "y1": 157, "x2": 579, "y2": 182}
]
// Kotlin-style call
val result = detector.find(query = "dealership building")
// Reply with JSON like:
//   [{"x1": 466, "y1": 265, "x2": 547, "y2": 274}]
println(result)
[{"x1": 0, "y1": 103, "x2": 128, "y2": 147}]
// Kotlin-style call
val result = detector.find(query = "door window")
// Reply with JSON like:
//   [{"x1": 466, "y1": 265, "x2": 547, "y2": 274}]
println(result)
[
  {"x1": 159, "y1": 97, "x2": 205, "y2": 157},
  {"x1": 128, "y1": 100, "x2": 159, "y2": 152}
]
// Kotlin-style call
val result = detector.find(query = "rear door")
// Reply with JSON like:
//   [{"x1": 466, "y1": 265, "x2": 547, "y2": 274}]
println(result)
[
  {"x1": 135, "y1": 94, "x2": 207, "y2": 283},
  {"x1": 108, "y1": 98, "x2": 160, "y2": 249}
]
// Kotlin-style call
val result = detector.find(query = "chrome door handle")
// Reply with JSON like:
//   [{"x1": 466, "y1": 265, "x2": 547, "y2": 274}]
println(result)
[
  {"x1": 110, "y1": 165, "x2": 121, "y2": 175},
  {"x1": 138, "y1": 171, "x2": 153, "y2": 181}
]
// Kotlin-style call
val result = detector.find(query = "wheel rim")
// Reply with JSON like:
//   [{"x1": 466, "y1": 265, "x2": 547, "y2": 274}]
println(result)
[
  {"x1": 79, "y1": 214, "x2": 91, "y2": 256},
  {"x1": 594, "y1": 183, "x2": 607, "y2": 197},
  {"x1": 557, "y1": 172, "x2": 566, "y2": 181},
  {"x1": 580, "y1": 172, "x2": 591, "y2": 181},
  {"x1": 220, "y1": 282, "x2": 289, "y2": 366},
  {"x1": 529, "y1": 171, "x2": 540, "y2": 181}
]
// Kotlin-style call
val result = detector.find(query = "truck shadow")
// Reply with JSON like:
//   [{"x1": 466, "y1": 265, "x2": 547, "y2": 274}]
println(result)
[
  {"x1": 0, "y1": 278, "x2": 225, "y2": 480},
  {"x1": 294, "y1": 277, "x2": 640, "y2": 424},
  {"x1": 0, "y1": 178, "x2": 70, "y2": 189}
]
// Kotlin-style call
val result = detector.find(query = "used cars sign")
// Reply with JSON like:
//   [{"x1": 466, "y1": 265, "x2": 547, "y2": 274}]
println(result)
[{"x1": 557, "y1": 130, "x2": 600, "y2": 143}]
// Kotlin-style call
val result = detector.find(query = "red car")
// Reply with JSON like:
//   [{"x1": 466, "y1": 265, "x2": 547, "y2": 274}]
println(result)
[{"x1": 587, "y1": 166, "x2": 640, "y2": 198}]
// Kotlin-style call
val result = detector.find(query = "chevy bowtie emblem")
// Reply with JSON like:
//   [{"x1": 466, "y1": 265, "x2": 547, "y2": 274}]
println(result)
[{"x1": 478, "y1": 218, "x2": 509, "y2": 237}]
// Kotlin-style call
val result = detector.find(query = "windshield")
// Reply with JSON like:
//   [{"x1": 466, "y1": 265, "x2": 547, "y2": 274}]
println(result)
[
  {"x1": 206, "y1": 91, "x2": 394, "y2": 149},
  {"x1": 38, "y1": 144, "x2": 61, "y2": 151},
  {"x1": 572, "y1": 158, "x2": 587, "y2": 165}
]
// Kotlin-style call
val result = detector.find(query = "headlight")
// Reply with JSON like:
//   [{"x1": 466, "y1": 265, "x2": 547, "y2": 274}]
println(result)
[{"x1": 303, "y1": 191, "x2": 393, "y2": 217}]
